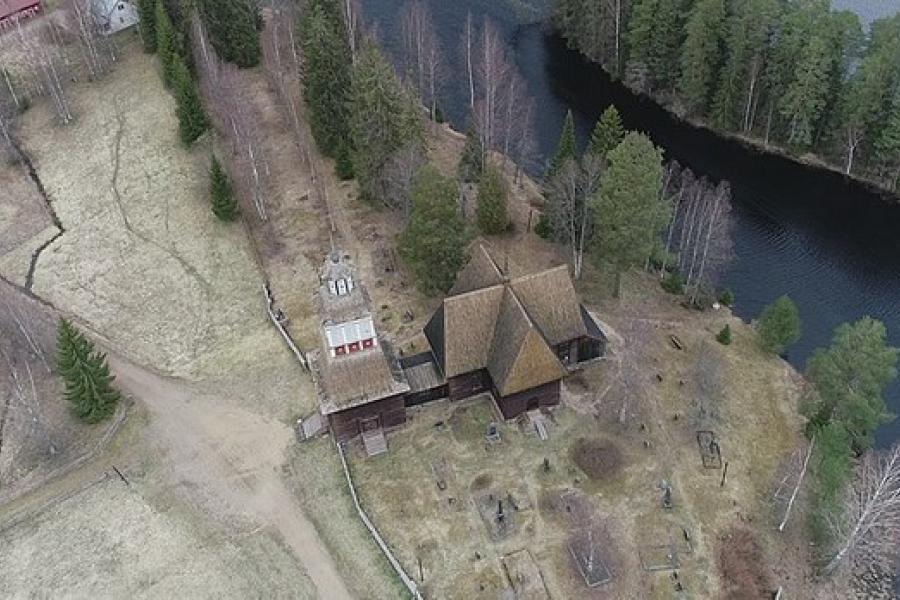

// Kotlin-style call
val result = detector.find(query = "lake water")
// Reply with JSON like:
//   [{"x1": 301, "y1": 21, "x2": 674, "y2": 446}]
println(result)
[{"x1": 363, "y1": 0, "x2": 900, "y2": 448}]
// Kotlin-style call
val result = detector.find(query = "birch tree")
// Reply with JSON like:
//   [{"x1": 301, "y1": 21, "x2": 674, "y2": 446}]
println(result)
[
  {"x1": 400, "y1": 0, "x2": 443, "y2": 120},
  {"x1": 546, "y1": 155, "x2": 602, "y2": 279},
  {"x1": 824, "y1": 444, "x2": 900, "y2": 574}
]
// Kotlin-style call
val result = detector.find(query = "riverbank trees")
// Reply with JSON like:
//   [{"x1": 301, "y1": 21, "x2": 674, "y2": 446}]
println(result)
[
  {"x1": 555, "y1": 2, "x2": 900, "y2": 192},
  {"x1": 802, "y1": 317, "x2": 898, "y2": 565}
]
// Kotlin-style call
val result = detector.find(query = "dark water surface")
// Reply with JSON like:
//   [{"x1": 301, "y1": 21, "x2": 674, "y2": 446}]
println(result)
[{"x1": 363, "y1": 0, "x2": 900, "y2": 447}]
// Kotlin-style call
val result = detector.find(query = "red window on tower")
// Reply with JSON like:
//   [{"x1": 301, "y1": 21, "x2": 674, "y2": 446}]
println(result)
[
  {"x1": 362, "y1": 338, "x2": 374, "y2": 349},
  {"x1": 348, "y1": 342, "x2": 361, "y2": 353},
  {"x1": 334, "y1": 345, "x2": 347, "y2": 356}
]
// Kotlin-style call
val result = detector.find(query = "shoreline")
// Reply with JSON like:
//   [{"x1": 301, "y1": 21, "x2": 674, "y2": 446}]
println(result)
[{"x1": 552, "y1": 29, "x2": 900, "y2": 205}]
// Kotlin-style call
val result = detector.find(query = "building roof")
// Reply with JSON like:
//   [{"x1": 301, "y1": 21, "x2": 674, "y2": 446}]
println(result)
[
  {"x1": 0, "y1": 0, "x2": 39, "y2": 20},
  {"x1": 312, "y1": 251, "x2": 410, "y2": 414},
  {"x1": 424, "y1": 244, "x2": 591, "y2": 396},
  {"x1": 318, "y1": 252, "x2": 369, "y2": 325},
  {"x1": 312, "y1": 339, "x2": 410, "y2": 414}
]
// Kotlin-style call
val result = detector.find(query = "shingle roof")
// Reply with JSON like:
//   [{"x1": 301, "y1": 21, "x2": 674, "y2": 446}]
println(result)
[
  {"x1": 510, "y1": 266, "x2": 588, "y2": 345},
  {"x1": 442, "y1": 285, "x2": 504, "y2": 377},
  {"x1": 427, "y1": 244, "x2": 590, "y2": 396},
  {"x1": 312, "y1": 340, "x2": 410, "y2": 414},
  {"x1": 449, "y1": 245, "x2": 504, "y2": 295},
  {"x1": 486, "y1": 288, "x2": 566, "y2": 396}
]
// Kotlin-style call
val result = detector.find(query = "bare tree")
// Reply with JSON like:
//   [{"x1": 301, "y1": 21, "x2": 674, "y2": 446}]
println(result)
[
  {"x1": 66, "y1": 0, "x2": 118, "y2": 80},
  {"x1": 546, "y1": 155, "x2": 602, "y2": 279},
  {"x1": 825, "y1": 443, "x2": 900, "y2": 574},
  {"x1": 463, "y1": 11, "x2": 474, "y2": 110},
  {"x1": 12, "y1": 17, "x2": 74, "y2": 124},
  {"x1": 194, "y1": 15, "x2": 269, "y2": 221},
  {"x1": 473, "y1": 18, "x2": 511, "y2": 162},
  {"x1": 663, "y1": 172, "x2": 734, "y2": 302},
  {"x1": 400, "y1": 0, "x2": 443, "y2": 120}
]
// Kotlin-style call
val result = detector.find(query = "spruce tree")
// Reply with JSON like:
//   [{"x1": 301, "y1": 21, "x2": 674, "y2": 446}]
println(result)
[
  {"x1": 299, "y1": 0, "x2": 353, "y2": 156},
  {"x1": 349, "y1": 40, "x2": 424, "y2": 204},
  {"x1": 875, "y1": 103, "x2": 900, "y2": 190},
  {"x1": 174, "y1": 58, "x2": 209, "y2": 146},
  {"x1": 209, "y1": 156, "x2": 238, "y2": 221},
  {"x1": 155, "y1": 0, "x2": 178, "y2": 88},
  {"x1": 197, "y1": 0, "x2": 261, "y2": 68},
  {"x1": 546, "y1": 109, "x2": 576, "y2": 180},
  {"x1": 399, "y1": 165, "x2": 467, "y2": 295},
  {"x1": 138, "y1": 0, "x2": 157, "y2": 53},
  {"x1": 678, "y1": 0, "x2": 726, "y2": 116},
  {"x1": 57, "y1": 318, "x2": 121, "y2": 424},
  {"x1": 458, "y1": 123, "x2": 485, "y2": 183},
  {"x1": 334, "y1": 143, "x2": 354, "y2": 180},
  {"x1": 587, "y1": 105, "x2": 625, "y2": 160},
  {"x1": 476, "y1": 163, "x2": 509, "y2": 235}
]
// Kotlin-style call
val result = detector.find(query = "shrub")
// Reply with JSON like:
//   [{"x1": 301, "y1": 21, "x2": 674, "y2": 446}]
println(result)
[
  {"x1": 661, "y1": 270, "x2": 685, "y2": 294},
  {"x1": 534, "y1": 213, "x2": 552, "y2": 239},
  {"x1": 716, "y1": 324, "x2": 732, "y2": 345},
  {"x1": 718, "y1": 289, "x2": 734, "y2": 306}
]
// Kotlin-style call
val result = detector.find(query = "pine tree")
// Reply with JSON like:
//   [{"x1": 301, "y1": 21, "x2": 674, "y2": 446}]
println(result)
[
  {"x1": 155, "y1": 0, "x2": 178, "y2": 88},
  {"x1": 757, "y1": 295, "x2": 801, "y2": 354},
  {"x1": 399, "y1": 165, "x2": 468, "y2": 295},
  {"x1": 138, "y1": 0, "x2": 157, "y2": 54},
  {"x1": 803, "y1": 317, "x2": 898, "y2": 453},
  {"x1": 592, "y1": 132, "x2": 669, "y2": 297},
  {"x1": 678, "y1": 0, "x2": 727, "y2": 116},
  {"x1": 209, "y1": 156, "x2": 238, "y2": 220},
  {"x1": 547, "y1": 109, "x2": 576, "y2": 180},
  {"x1": 174, "y1": 58, "x2": 209, "y2": 146},
  {"x1": 586, "y1": 105, "x2": 625, "y2": 160},
  {"x1": 299, "y1": 0, "x2": 353, "y2": 156},
  {"x1": 57, "y1": 318, "x2": 121, "y2": 424},
  {"x1": 197, "y1": 0, "x2": 261, "y2": 68},
  {"x1": 476, "y1": 163, "x2": 509, "y2": 235},
  {"x1": 349, "y1": 40, "x2": 424, "y2": 204}
]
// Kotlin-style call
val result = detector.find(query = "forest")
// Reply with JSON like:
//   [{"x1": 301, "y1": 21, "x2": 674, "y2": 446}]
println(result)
[{"x1": 554, "y1": 0, "x2": 900, "y2": 192}]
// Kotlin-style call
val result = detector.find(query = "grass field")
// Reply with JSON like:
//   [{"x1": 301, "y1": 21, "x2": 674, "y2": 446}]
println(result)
[{"x1": 16, "y1": 48, "x2": 265, "y2": 381}]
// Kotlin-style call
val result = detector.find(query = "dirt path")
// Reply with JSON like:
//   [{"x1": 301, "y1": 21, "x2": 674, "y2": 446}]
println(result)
[{"x1": 107, "y1": 355, "x2": 353, "y2": 600}]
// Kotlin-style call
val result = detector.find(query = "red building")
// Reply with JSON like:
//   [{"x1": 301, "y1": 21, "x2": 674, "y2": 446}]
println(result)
[{"x1": 0, "y1": 0, "x2": 42, "y2": 30}]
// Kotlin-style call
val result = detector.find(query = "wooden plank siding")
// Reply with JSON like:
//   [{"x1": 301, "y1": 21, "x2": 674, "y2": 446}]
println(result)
[
  {"x1": 447, "y1": 369, "x2": 492, "y2": 401},
  {"x1": 328, "y1": 394, "x2": 406, "y2": 443},
  {"x1": 495, "y1": 380, "x2": 561, "y2": 421}
]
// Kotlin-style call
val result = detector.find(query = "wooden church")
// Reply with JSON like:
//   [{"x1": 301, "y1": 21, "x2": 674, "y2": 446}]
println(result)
[{"x1": 312, "y1": 246, "x2": 607, "y2": 445}]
